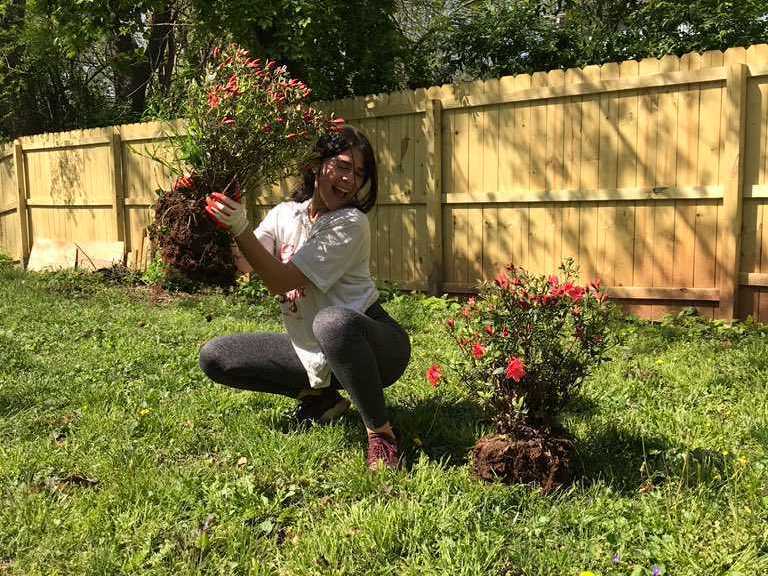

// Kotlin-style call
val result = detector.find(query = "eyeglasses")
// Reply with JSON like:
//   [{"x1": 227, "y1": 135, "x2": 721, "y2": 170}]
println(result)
[{"x1": 327, "y1": 157, "x2": 364, "y2": 182}]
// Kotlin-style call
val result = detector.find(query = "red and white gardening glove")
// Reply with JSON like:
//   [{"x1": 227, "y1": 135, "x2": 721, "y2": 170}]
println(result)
[{"x1": 205, "y1": 192, "x2": 251, "y2": 236}]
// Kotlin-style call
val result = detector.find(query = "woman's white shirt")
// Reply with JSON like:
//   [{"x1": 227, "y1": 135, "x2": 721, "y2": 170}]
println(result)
[{"x1": 254, "y1": 199, "x2": 379, "y2": 388}]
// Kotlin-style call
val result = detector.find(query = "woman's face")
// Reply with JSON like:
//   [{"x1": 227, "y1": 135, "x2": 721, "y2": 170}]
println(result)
[{"x1": 314, "y1": 147, "x2": 366, "y2": 213}]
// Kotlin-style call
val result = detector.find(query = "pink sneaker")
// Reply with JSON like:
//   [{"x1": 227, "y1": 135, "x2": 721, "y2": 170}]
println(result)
[{"x1": 366, "y1": 432, "x2": 400, "y2": 471}]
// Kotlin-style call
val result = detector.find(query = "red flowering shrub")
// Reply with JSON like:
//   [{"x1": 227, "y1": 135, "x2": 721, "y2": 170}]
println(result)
[
  {"x1": 445, "y1": 258, "x2": 614, "y2": 433},
  {"x1": 173, "y1": 43, "x2": 342, "y2": 194}
]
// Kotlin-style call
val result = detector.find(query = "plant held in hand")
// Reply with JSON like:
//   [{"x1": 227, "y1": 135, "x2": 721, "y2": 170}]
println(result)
[{"x1": 148, "y1": 43, "x2": 342, "y2": 286}]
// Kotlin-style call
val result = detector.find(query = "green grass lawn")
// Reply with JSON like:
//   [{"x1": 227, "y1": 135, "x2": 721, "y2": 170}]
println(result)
[{"x1": 0, "y1": 266, "x2": 766, "y2": 575}]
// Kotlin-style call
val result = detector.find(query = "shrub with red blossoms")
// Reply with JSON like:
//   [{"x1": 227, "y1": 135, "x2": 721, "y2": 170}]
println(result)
[{"x1": 444, "y1": 258, "x2": 615, "y2": 433}]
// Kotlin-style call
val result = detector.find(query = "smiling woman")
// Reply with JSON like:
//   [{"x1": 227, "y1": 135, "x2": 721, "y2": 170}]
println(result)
[{"x1": 200, "y1": 126, "x2": 411, "y2": 471}]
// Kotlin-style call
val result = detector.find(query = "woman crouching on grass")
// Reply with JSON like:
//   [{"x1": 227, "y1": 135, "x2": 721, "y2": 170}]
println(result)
[{"x1": 199, "y1": 126, "x2": 411, "y2": 470}]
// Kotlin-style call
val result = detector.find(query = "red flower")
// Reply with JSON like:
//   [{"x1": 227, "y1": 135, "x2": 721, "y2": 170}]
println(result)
[
  {"x1": 211, "y1": 47, "x2": 221, "y2": 59},
  {"x1": 446, "y1": 318, "x2": 456, "y2": 330},
  {"x1": 471, "y1": 343, "x2": 486, "y2": 359},
  {"x1": 564, "y1": 283, "x2": 585, "y2": 302},
  {"x1": 246, "y1": 58, "x2": 262, "y2": 69},
  {"x1": 548, "y1": 275, "x2": 560, "y2": 288},
  {"x1": 494, "y1": 271, "x2": 510, "y2": 290},
  {"x1": 222, "y1": 116, "x2": 236, "y2": 126},
  {"x1": 505, "y1": 357, "x2": 526, "y2": 382},
  {"x1": 261, "y1": 124, "x2": 273, "y2": 134},
  {"x1": 225, "y1": 74, "x2": 240, "y2": 95},
  {"x1": 502, "y1": 327, "x2": 510, "y2": 337},
  {"x1": 461, "y1": 307, "x2": 471, "y2": 318},
  {"x1": 484, "y1": 324, "x2": 495, "y2": 336},
  {"x1": 330, "y1": 117, "x2": 345, "y2": 132},
  {"x1": 207, "y1": 90, "x2": 221, "y2": 109},
  {"x1": 173, "y1": 176, "x2": 195, "y2": 192},
  {"x1": 426, "y1": 364, "x2": 443, "y2": 388}
]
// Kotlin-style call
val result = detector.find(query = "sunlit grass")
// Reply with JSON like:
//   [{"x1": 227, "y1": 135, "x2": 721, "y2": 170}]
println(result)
[{"x1": 0, "y1": 266, "x2": 766, "y2": 575}]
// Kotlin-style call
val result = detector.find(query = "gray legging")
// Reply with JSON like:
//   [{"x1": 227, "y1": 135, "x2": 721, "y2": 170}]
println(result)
[{"x1": 198, "y1": 301, "x2": 411, "y2": 429}]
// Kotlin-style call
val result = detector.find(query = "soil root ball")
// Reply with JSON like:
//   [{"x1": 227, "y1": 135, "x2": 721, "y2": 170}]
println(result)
[
  {"x1": 150, "y1": 187, "x2": 237, "y2": 287},
  {"x1": 472, "y1": 425, "x2": 574, "y2": 493}
]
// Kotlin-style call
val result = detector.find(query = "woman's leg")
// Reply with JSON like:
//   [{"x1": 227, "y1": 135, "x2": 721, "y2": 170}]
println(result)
[
  {"x1": 199, "y1": 332, "x2": 310, "y2": 398},
  {"x1": 312, "y1": 302, "x2": 411, "y2": 431}
]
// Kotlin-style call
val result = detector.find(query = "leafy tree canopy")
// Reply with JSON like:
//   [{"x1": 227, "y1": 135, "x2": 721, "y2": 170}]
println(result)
[{"x1": 1, "y1": 0, "x2": 766, "y2": 139}]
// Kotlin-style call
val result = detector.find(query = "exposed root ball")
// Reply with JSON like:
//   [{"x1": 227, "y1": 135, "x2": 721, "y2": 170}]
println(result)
[
  {"x1": 149, "y1": 187, "x2": 237, "y2": 287},
  {"x1": 472, "y1": 425, "x2": 573, "y2": 493}
]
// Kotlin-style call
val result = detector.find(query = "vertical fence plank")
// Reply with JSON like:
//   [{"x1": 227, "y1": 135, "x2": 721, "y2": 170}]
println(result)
[
  {"x1": 497, "y1": 76, "x2": 517, "y2": 196},
  {"x1": 563, "y1": 68, "x2": 584, "y2": 193},
  {"x1": 482, "y1": 205, "x2": 499, "y2": 280},
  {"x1": 545, "y1": 69, "x2": 565, "y2": 193},
  {"x1": 424, "y1": 97, "x2": 443, "y2": 294},
  {"x1": 513, "y1": 74, "x2": 532, "y2": 194},
  {"x1": 719, "y1": 55, "x2": 748, "y2": 320},
  {"x1": 483, "y1": 79, "x2": 500, "y2": 198},
  {"x1": 530, "y1": 72, "x2": 548, "y2": 193},
  {"x1": 579, "y1": 66, "x2": 601, "y2": 194},
  {"x1": 111, "y1": 129, "x2": 126, "y2": 243},
  {"x1": 13, "y1": 141, "x2": 30, "y2": 266}
]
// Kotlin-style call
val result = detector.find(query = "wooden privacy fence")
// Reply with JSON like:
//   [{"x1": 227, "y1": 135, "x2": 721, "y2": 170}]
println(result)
[{"x1": 2, "y1": 44, "x2": 768, "y2": 321}]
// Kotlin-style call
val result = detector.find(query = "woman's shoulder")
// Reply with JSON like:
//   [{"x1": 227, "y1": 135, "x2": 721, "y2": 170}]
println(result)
[
  {"x1": 268, "y1": 199, "x2": 310, "y2": 219},
  {"x1": 322, "y1": 206, "x2": 368, "y2": 227}
]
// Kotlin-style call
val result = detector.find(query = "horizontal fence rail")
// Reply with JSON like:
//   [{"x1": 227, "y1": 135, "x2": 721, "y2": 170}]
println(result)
[{"x1": 2, "y1": 45, "x2": 768, "y2": 321}]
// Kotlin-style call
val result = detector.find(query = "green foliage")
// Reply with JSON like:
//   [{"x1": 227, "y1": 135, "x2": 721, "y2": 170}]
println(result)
[
  {"x1": 32, "y1": 268, "x2": 107, "y2": 298},
  {"x1": 141, "y1": 255, "x2": 168, "y2": 287},
  {"x1": 191, "y1": 0, "x2": 404, "y2": 101},
  {"x1": 398, "y1": 0, "x2": 768, "y2": 85},
  {"x1": 3, "y1": 0, "x2": 767, "y2": 140},
  {"x1": 233, "y1": 273, "x2": 271, "y2": 304},
  {"x1": 0, "y1": 252, "x2": 14, "y2": 270}
]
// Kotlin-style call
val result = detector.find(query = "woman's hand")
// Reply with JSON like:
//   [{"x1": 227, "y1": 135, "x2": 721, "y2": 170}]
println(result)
[{"x1": 205, "y1": 192, "x2": 250, "y2": 236}]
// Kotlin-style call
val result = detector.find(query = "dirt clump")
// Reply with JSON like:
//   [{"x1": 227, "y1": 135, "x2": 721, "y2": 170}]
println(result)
[
  {"x1": 149, "y1": 180, "x2": 237, "y2": 288},
  {"x1": 472, "y1": 423, "x2": 573, "y2": 494}
]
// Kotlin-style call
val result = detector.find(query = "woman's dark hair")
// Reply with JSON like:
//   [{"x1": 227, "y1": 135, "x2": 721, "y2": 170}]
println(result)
[{"x1": 291, "y1": 125, "x2": 378, "y2": 213}]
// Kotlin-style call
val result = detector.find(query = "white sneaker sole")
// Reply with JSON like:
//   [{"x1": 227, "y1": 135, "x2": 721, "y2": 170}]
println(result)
[{"x1": 319, "y1": 398, "x2": 351, "y2": 423}]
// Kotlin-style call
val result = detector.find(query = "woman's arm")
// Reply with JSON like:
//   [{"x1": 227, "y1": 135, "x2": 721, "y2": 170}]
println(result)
[
  {"x1": 233, "y1": 229, "x2": 308, "y2": 295},
  {"x1": 205, "y1": 192, "x2": 308, "y2": 295}
]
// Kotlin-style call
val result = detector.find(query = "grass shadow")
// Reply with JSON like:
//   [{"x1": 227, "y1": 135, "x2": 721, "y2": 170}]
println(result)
[
  {"x1": 388, "y1": 395, "x2": 487, "y2": 469},
  {"x1": 260, "y1": 393, "x2": 486, "y2": 471},
  {"x1": 574, "y1": 426, "x2": 731, "y2": 495}
]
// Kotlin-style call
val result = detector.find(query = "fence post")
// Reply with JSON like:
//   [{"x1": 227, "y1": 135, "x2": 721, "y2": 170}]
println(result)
[
  {"x1": 719, "y1": 63, "x2": 748, "y2": 321},
  {"x1": 424, "y1": 97, "x2": 443, "y2": 295},
  {"x1": 110, "y1": 128, "x2": 126, "y2": 243},
  {"x1": 13, "y1": 139, "x2": 30, "y2": 268}
]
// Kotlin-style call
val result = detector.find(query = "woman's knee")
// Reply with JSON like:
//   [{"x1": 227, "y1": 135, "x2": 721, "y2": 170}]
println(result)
[
  {"x1": 199, "y1": 339, "x2": 225, "y2": 381},
  {"x1": 312, "y1": 306, "x2": 363, "y2": 347}
]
